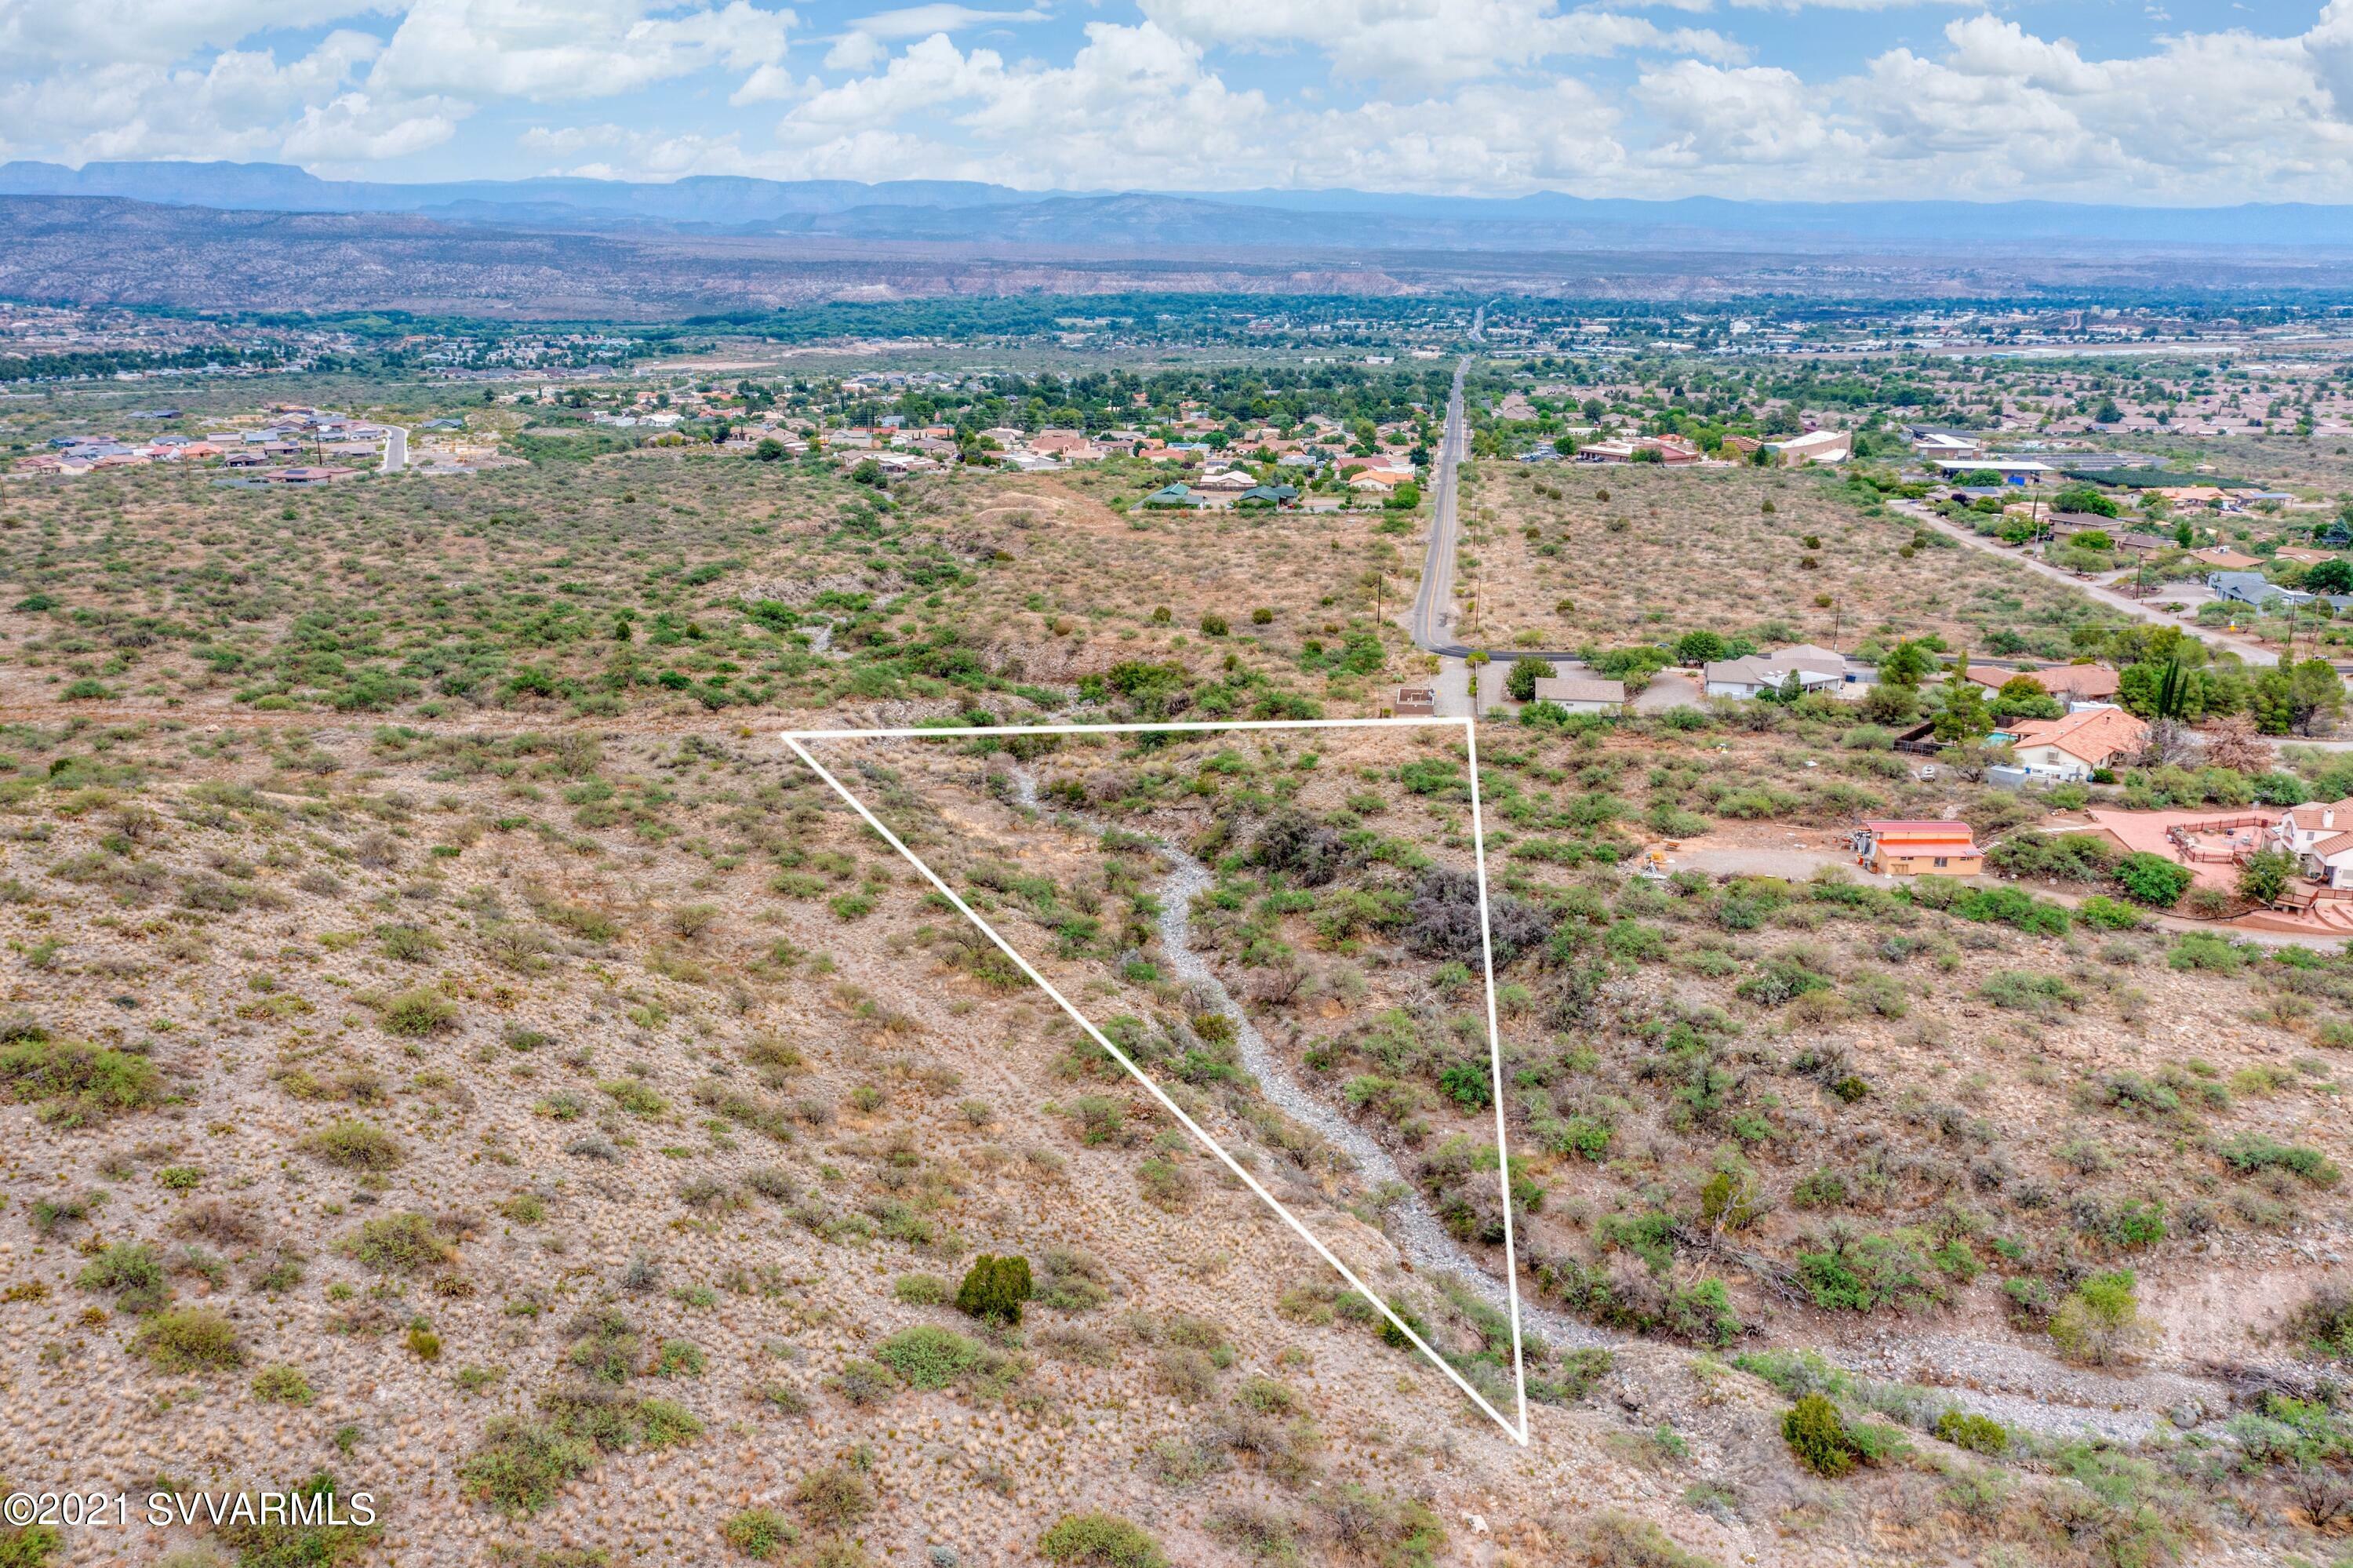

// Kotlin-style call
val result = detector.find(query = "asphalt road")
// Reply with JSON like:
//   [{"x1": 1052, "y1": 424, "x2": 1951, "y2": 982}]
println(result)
[
  {"x1": 380, "y1": 424, "x2": 409, "y2": 474},
  {"x1": 1405, "y1": 355, "x2": 1587, "y2": 667}
]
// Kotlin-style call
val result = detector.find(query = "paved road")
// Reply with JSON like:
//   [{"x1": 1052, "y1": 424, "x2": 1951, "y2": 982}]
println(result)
[
  {"x1": 1893, "y1": 498, "x2": 2281, "y2": 668},
  {"x1": 380, "y1": 424, "x2": 409, "y2": 474}
]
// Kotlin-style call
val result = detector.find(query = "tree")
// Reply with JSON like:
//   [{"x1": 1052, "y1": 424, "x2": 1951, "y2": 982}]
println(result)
[
  {"x1": 1930, "y1": 671, "x2": 1993, "y2": 743},
  {"x1": 2202, "y1": 714, "x2": 2271, "y2": 775},
  {"x1": 1505, "y1": 659, "x2": 1540, "y2": 702},
  {"x1": 1878, "y1": 639, "x2": 1938, "y2": 689},
  {"x1": 2115, "y1": 853, "x2": 2193, "y2": 908},
  {"x1": 1674, "y1": 629, "x2": 1726, "y2": 666},
  {"x1": 2237, "y1": 847, "x2": 2300, "y2": 908},
  {"x1": 1991, "y1": 675, "x2": 2062, "y2": 723},
  {"x1": 754, "y1": 437, "x2": 785, "y2": 462},
  {"x1": 2307, "y1": 558, "x2": 2353, "y2": 596},
  {"x1": 2052, "y1": 483, "x2": 2118, "y2": 518}
]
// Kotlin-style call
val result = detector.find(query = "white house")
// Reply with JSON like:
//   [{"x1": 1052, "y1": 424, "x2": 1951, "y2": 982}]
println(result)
[
  {"x1": 2271, "y1": 799, "x2": 2353, "y2": 889},
  {"x1": 2002, "y1": 707, "x2": 2148, "y2": 781},
  {"x1": 1703, "y1": 644, "x2": 1849, "y2": 700}
]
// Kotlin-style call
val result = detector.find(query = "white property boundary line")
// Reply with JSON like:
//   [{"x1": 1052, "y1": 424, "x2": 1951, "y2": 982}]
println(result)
[{"x1": 780, "y1": 715, "x2": 1531, "y2": 1445}]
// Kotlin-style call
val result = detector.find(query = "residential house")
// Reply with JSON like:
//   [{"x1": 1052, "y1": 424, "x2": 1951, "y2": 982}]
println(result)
[
  {"x1": 1140, "y1": 483, "x2": 1205, "y2": 509},
  {"x1": 1908, "y1": 429, "x2": 1983, "y2": 463},
  {"x1": 1718, "y1": 435, "x2": 1762, "y2": 459},
  {"x1": 1932, "y1": 457, "x2": 2053, "y2": 484},
  {"x1": 1763, "y1": 429, "x2": 1852, "y2": 466},
  {"x1": 2004, "y1": 707, "x2": 2149, "y2": 780},
  {"x1": 1393, "y1": 686, "x2": 1436, "y2": 716},
  {"x1": 1702, "y1": 644, "x2": 1849, "y2": 700},
  {"x1": 1347, "y1": 467, "x2": 1416, "y2": 494},
  {"x1": 1969, "y1": 663, "x2": 2122, "y2": 707},
  {"x1": 1530, "y1": 675, "x2": 1626, "y2": 713},
  {"x1": 1850, "y1": 820, "x2": 1984, "y2": 877},
  {"x1": 2207, "y1": 571, "x2": 2305, "y2": 607},
  {"x1": 2189, "y1": 546, "x2": 2262, "y2": 571},
  {"x1": 2271, "y1": 800, "x2": 2353, "y2": 886},
  {"x1": 1235, "y1": 485, "x2": 1297, "y2": 508}
]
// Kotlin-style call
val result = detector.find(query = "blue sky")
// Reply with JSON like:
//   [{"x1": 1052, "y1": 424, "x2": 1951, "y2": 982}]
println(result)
[{"x1": 3, "y1": 1, "x2": 2351, "y2": 202}]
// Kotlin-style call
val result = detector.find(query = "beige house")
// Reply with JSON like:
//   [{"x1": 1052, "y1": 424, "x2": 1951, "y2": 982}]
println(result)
[{"x1": 2005, "y1": 707, "x2": 2148, "y2": 780}]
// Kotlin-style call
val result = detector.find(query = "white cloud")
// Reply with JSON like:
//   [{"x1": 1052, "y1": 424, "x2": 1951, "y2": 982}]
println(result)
[
  {"x1": 849, "y1": 4, "x2": 1051, "y2": 38},
  {"x1": 1136, "y1": 0, "x2": 1743, "y2": 85},
  {"x1": 368, "y1": 0, "x2": 795, "y2": 104}
]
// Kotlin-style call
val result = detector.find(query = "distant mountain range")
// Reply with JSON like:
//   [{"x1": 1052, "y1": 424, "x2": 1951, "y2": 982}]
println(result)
[{"x1": 7, "y1": 159, "x2": 2353, "y2": 252}]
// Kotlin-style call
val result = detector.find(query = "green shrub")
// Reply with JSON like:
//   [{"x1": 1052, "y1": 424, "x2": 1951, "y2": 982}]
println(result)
[
  {"x1": 0, "y1": 1033, "x2": 163, "y2": 1126},
  {"x1": 459, "y1": 1417, "x2": 595, "y2": 1517},
  {"x1": 1978, "y1": 970, "x2": 2079, "y2": 1013},
  {"x1": 1934, "y1": 1408, "x2": 2010, "y2": 1455},
  {"x1": 381, "y1": 987, "x2": 458, "y2": 1036},
  {"x1": 2169, "y1": 933, "x2": 2247, "y2": 973},
  {"x1": 253, "y1": 1363, "x2": 318, "y2": 1406},
  {"x1": 1038, "y1": 1512, "x2": 1169, "y2": 1568},
  {"x1": 2049, "y1": 1271, "x2": 2146, "y2": 1366},
  {"x1": 1951, "y1": 886, "x2": 2069, "y2": 935},
  {"x1": 875, "y1": 1325, "x2": 983, "y2": 1389},
  {"x1": 722, "y1": 1507, "x2": 797, "y2": 1560},
  {"x1": 600, "y1": 1079, "x2": 668, "y2": 1116},
  {"x1": 2220, "y1": 1133, "x2": 2340, "y2": 1184},
  {"x1": 342, "y1": 1211, "x2": 455, "y2": 1273},
  {"x1": 2115, "y1": 853, "x2": 2194, "y2": 908},
  {"x1": 78, "y1": 1241, "x2": 169, "y2": 1314},
  {"x1": 893, "y1": 1272, "x2": 951, "y2": 1305},
  {"x1": 133, "y1": 1305, "x2": 243, "y2": 1371},
  {"x1": 213, "y1": 1472, "x2": 376, "y2": 1566},
  {"x1": 1782, "y1": 1392, "x2": 1861, "y2": 1477},
  {"x1": 0, "y1": 1523, "x2": 60, "y2": 1568},
  {"x1": 2077, "y1": 895, "x2": 2144, "y2": 930},
  {"x1": 1795, "y1": 1230, "x2": 1943, "y2": 1314},
  {"x1": 955, "y1": 1253, "x2": 1032, "y2": 1324},
  {"x1": 304, "y1": 1119, "x2": 405, "y2": 1170}
]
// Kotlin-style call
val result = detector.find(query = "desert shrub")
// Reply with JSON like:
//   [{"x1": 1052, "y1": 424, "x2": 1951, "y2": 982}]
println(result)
[
  {"x1": 1038, "y1": 1512, "x2": 1168, "y2": 1568},
  {"x1": 1985, "y1": 831, "x2": 2117, "y2": 884},
  {"x1": 1783, "y1": 1393, "x2": 1861, "y2": 1477},
  {"x1": 1404, "y1": 868, "x2": 1552, "y2": 963},
  {"x1": 894, "y1": 1273, "x2": 951, "y2": 1306},
  {"x1": 342, "y1": 1211, "x2": 455, "y2": 1273},
  {"x1": 2220, "y1": 1133, "x2": 2340, "y2": 1184},
  {"x1": 1136, "y1": 1156, "x2": 1195, "y2": 1211},
  {"x1": 1951, "y1": 886, "x2": 2069, "y2": 935},
  {"x1": 1978, "y1": 970, "x2": 2079, "y2": 1013},
  {"x1": 133, "y1": 1305, "x2": 243, "y2": 1371},
  {"x1": 2284, "y1": 1285, "x2": 2353, "y2": 1362},
  {"x1": 955, "y1": 1253, "x2": 1032, "y2": 1324},
  {"x1": 2169, "y1": 933, "x2": 2247, "y2": 973},
  {"x1": 381, "y1": 987, "x2": 458, "y2": 1036},
  {"x1": 793, "y1": 1464, "x2": 874, "y2": 1528},
  {"x1": 212, "y1": 1472, "x2": 376, "y2": 1566},
  {"x1": 1795, "y1": 1229, "x2": 1943, "y2": 1314},
  {"x1": 830, "y1": 1358, "x2": 897, "y2": 1406},
  {"x1": 602, "y1": 1079, "x2": 668, "y2": 1116},
  {"x1": 875, "y1": 1326, "x2": 982, "y2": 1389},
  {"x1": 460, "y1": 1418, "x2": 595, "y2": 1517},
  {"x1": 1934, "y1": 1408, "x2": 2010, "y2": 1455},
  {"x1": 722, "y1": 1508, "x2": 797, "y2": 1560},
  {"x1": 1578, "y1": 1511, "x2": 1722, "y2": 1568},
  {"x1": 78, "y1": 1242, "x2": 169, "y2": 1314},
  {"x1": 1317, "y1": 1485, "x2": 1445, "y2": 1567},
  {"x1": 1035, "y1": 1246, "x2": 1114, "y2": 1312},
  {"x1": 0, "y1": 1032, "x2": 163, "y2": 1126},
  {"x1": 253, "y1": 1364, "x2": 317, "y2": 1406},
  {"x1": 304, "y1": 1119, "x2": 404, "y2": 1171},
  {"x1": 2049, "y1": 1271, "x2": 2147, "y2": 1366}
]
